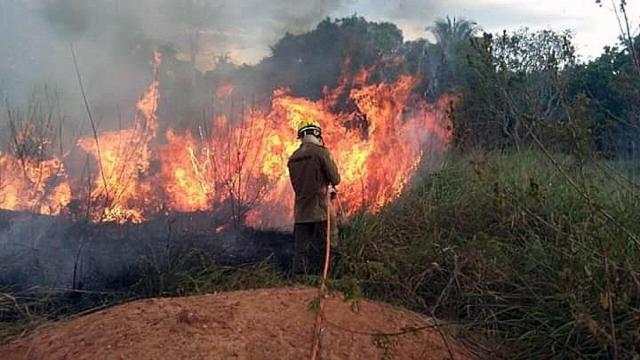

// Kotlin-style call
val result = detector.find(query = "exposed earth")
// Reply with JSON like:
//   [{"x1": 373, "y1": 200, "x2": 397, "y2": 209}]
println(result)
[{"x1": 0, "y1": 287, "x2": 473, "y2": 360}]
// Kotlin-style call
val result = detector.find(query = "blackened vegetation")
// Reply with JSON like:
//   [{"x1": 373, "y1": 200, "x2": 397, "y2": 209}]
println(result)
[
  {"x1": 0, "y1": 208, "x2": 292, "y2": 338},
  {"x1": 0, "y1": 209, "x2": 292, "y2": 290}
]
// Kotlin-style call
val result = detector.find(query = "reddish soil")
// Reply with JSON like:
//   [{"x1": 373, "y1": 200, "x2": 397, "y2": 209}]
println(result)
[{"x1": 0, "y1": 287, "x2": 473, "y2": 360}]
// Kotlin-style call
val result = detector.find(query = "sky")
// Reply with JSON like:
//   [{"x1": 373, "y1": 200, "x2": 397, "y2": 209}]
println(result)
[
  {"x1": 331, "y1": 0, "x2": 638, "y2": 62},
  {"x1": 201, "y1": 0, "x2": 638, "y2": 64},
  {"x1": 0, "y1": 0, "x2": 637, "y2": 111}
]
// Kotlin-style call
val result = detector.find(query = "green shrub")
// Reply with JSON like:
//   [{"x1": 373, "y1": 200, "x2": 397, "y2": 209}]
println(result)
[{"x1": 335, "y1": 151, "x2": 640, "y2": 359}]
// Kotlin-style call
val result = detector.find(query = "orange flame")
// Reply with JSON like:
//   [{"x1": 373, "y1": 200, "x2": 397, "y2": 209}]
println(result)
[
  {"x1": 0, "y1": 56, "x2": 452, "y2": 228},
  {"x1": 240, "y1": 74, "x2": 453, "y2": 228},
  {"x1": 0, "y1": 152, "x2": 70, "y2": 215},
  {"x1": 76, "y1": 79, "x2": 160, "y2": 223}
]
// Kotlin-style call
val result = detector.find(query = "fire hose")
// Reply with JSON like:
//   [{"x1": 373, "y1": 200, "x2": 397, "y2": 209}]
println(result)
[
  {"x1": 309, "y1": 186, "x2": 341, "y2": 360},
  {"x1": 308, "y1": 189, "x2": 456, "y2": 360}
]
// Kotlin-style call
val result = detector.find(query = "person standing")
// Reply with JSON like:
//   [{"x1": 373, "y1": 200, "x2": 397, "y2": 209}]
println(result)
[{"x1": 287, "y1": 123, "x2": 340, "y2": 276}]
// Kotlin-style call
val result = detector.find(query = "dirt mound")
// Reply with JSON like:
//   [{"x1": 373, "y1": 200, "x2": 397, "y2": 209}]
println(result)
[{"x1": 0, "y1": 287, "x2": 472, "y2": 360}]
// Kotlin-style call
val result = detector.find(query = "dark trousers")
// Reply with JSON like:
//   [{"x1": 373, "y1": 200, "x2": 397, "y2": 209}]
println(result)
[{"x1": 292, "y1": 221, "x2": 328, "y2": 276}]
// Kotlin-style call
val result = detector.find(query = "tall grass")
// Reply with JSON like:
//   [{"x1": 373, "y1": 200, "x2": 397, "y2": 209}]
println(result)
[{"x1": 335, "y1": 151, "x2": 640, "y2": 358}]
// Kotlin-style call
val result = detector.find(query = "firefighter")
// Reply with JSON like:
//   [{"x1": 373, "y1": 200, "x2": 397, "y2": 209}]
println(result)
[{"x1": 287, "y1": 123, "x2": 341, "y2": 276}]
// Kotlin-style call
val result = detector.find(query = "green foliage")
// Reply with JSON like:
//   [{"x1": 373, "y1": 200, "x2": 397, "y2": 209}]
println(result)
[
  {"x1": 566, "y1": 41, "x2": 640, "y2": 156},
  {"x1": 428, "y1": 17, "x2": 480, "y2": 47},
  {"x1": 133, "y1": 251, "x2": 285, "y2": 297},
  {"x1": 492, "y1": 28, "x2": 576, "y2": 72},
  {"x1": 447, "y1": 25, "x2": 638, "y2": 157},
  {"x1": 307, "y1": 296, "x2": 321, "y2": 314},
  {"x1": 133, "y1": 251, "x2": 226, "y2": 297},
  {"x1": 420, "y1": 17, "x2": 480, "y2": 98},
  {"x1": 334, "y1": 152, "x2": 640, "y2": 358},
  {"x1": 452, "y1": 28, "x2": 578, "y2": 150}
]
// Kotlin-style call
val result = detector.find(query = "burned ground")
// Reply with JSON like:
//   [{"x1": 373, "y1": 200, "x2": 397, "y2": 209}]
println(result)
[{"x1": 0, "y1": 209, "x2": 293, "y2": 291}]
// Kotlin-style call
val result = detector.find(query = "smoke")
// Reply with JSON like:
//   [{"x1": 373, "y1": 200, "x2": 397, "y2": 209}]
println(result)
[{"x1": 0, "y1": 0, "x2": 349, "y2": 131}]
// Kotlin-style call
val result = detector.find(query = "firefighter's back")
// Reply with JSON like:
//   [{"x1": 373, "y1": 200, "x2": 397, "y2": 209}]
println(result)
[{"x1": 287, "y1": 143, "x2": 331, "y2": 223}]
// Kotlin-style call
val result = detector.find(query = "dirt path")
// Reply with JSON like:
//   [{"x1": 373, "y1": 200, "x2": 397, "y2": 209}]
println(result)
[{"x1": 0, "y1": 287, "x2": 473, "y2": 360}]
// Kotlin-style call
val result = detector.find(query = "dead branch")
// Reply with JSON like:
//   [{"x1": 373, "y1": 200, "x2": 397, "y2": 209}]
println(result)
[{"x1": 71, "y1": 44, "x2": 110, "y2": 202}]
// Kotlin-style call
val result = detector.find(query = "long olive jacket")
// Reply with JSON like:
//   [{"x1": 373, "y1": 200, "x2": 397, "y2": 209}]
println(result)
[{"x1": 287, "y1": 142, "x2": 341, "y2": 223}]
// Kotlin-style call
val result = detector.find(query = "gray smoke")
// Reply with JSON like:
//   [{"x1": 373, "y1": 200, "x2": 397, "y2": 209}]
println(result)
[{"x1": 0, "y1": 0, "x2": 350, "y2": 131}]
